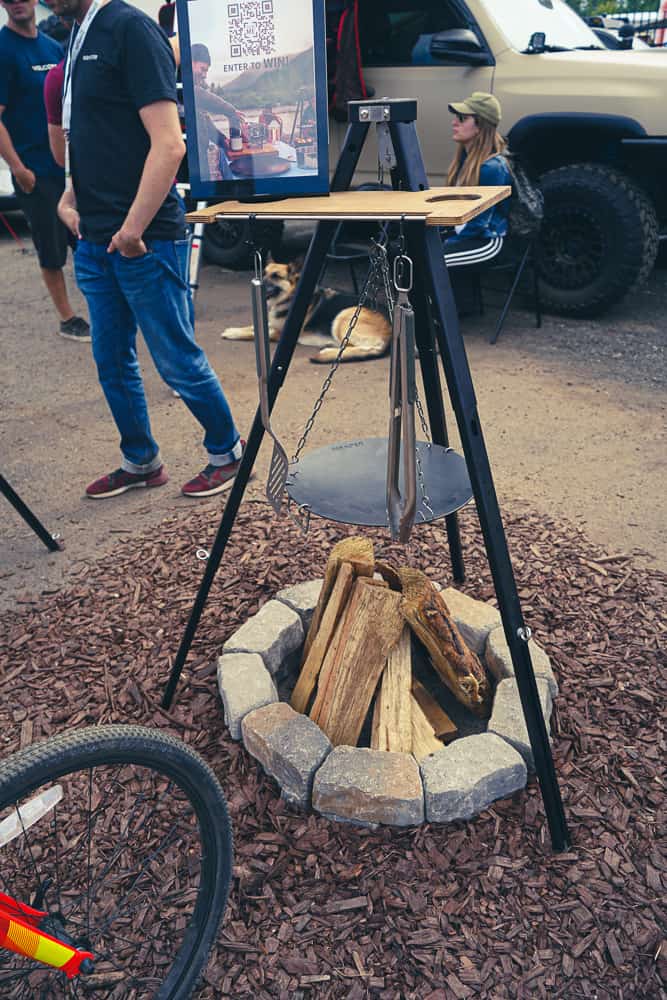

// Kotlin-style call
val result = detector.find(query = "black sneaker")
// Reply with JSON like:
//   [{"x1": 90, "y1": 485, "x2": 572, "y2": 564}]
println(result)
[{"x1": 60, "y1": 316, "x2": 91, "y2": 342}]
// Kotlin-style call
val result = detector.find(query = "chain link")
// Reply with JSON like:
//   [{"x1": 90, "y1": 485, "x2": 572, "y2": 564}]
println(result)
[
  {"x1": 289, "y1": 226, "x2": 436, "y2": 529},
  {"x1": 290, "y1": 237, "x2": 388, "y2": 467}
]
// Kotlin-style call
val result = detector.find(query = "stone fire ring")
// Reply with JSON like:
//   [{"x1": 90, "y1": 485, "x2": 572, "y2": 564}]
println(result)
[{"x1": 217, "y1": 580, "x2": 559, "y2": 828}]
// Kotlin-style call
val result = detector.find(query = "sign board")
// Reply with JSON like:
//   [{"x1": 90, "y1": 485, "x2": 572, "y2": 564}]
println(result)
[{"x1": 176, "y1": 0, "x2": 329, "y2": 200}]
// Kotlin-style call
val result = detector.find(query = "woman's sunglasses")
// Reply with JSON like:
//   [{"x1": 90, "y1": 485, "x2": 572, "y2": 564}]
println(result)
[{"x1": 453, "y1": 112, "x2": 477, "y2": 124}]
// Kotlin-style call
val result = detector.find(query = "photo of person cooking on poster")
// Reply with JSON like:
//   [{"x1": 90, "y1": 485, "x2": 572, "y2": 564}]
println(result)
[{"x1": 177, "y1": 0, "x2": 328, "y2": 198}]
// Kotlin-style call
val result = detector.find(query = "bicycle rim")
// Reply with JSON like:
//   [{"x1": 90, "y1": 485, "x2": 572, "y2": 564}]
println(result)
[{"x1": 0, "y1": 725, "x2": 232, "y2": 999}]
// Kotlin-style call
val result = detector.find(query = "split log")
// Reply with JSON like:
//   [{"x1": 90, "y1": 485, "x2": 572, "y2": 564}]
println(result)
[
  {"x1": 301, "y1": 536, "x2": 374, "y2": 663},
  {"x1": 314, "y1": 582, "x2": 404, "y2": 746},
  {"x1": 310, "y1": 580, "x2": 367, "y2": 727},
  {"x1": 399, "y1": 567, "x2": 492, "y2": 718},
  {"x1": 375, "y1": 560, "x2": 403, "y2": 592},
  {"x1": 410, "y1": 694, "x2": 444, "y2": 760},
  {"x1": 370, "y1": 625, "x2": 412, "y2": 752},
  {"x1": 412, "y1": 678, "x2": 458, "y2": 742},
  {"x1": 290, "y1": 562, "x2": 355, "y2": 714}
]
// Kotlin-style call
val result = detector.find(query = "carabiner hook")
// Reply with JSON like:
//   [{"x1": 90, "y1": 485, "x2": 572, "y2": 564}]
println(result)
[{"x1": 393, "y1": 253, "x2": 413, "y2": 294}]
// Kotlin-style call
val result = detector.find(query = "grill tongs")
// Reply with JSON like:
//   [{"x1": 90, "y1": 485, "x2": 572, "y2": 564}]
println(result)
[{"x1": 386, "y1": 252, "x2": 417, "y2": 543}]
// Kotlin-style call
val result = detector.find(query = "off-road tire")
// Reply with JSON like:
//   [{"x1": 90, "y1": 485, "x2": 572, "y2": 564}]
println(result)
[
  {"x1": 538, "y1": 163, "x2": 659, "y2": 316},
  {"x1": 203, "y1": 217, "x2": 284, "y2": 269}
]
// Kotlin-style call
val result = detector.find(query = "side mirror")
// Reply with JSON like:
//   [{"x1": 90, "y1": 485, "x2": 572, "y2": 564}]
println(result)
[
  {"x1": 527, "y1": 31, "x2": 546, "y2": 52},
  {"x1": 429, "y1": 29, "x2": 489, "y2": 64}
]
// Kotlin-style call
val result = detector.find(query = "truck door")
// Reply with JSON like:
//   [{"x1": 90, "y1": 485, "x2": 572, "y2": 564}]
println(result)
[{"x1": 330, "y1": 0, "x2": 494, "y2": 185}]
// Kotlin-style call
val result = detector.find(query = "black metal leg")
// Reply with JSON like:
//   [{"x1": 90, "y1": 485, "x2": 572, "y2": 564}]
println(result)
[
  {"x1": 1, "y1": 473, "x2": 62, "y2": 553},
  {"x1": 417, "y1": 225, "x2": 570, "y2": 852},
  {"x1": 406, "y1": 222, "x2": 465, "y2": 583},
  {"x1": 490, "y1": 245, "x2": 530, "y2": 345}
]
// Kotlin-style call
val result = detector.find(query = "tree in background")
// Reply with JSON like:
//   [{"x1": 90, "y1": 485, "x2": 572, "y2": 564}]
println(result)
[{"x1": 566, "y1": 0, "x2": 658, "y2": 15}]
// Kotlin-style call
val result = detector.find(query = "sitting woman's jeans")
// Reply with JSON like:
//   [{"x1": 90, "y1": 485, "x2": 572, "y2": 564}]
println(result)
[{"x1": 74, "y1": 238, "x2": 239, "y2": 473}]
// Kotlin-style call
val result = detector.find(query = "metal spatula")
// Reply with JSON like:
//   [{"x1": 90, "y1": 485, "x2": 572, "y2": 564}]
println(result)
[{"x1": 251, "y1": 254, "x2": 288, "y2": 513}]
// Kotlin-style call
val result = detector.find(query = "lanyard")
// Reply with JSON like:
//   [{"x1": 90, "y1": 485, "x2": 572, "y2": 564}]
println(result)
[{"x1": 62, "y1": 0, "x2": 101, "y2": 135}]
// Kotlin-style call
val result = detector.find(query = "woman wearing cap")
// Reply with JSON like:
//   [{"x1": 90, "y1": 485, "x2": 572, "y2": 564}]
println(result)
[{"x1": 443, "y1": 91, "x2": 511, "y2": 268}]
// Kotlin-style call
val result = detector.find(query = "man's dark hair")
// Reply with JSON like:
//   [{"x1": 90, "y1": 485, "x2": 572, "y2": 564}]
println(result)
[
  {"x1": 158, "y1": 3, "x2": 175, "y2": 33},
  {"x1": 191, "y1": 43, "x2": 211, "y2": 65}
]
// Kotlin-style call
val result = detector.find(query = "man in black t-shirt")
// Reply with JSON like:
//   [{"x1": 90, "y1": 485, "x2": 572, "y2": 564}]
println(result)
[{"x1": 53, "y1": 0, "x2": 243, "y2": 499}]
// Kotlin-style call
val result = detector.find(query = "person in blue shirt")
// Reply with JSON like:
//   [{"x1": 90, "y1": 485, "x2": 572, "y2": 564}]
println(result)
[
  {"x1": 442, "y1": 91, "x2": 511, "y2": 269},
  {"x1": 0, "y1": 0, "x2": 89, "y2": 340}
]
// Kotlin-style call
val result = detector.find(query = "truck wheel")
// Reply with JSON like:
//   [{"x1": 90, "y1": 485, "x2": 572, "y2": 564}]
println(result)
[
  {"x1": 538, "y1": 164, "x2": 659, "y2": 316},
  {"x1": 202, "y1": 218, "x2": 284, "y2": 270}
]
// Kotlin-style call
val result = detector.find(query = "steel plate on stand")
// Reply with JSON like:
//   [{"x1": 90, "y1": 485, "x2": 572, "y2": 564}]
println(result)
[{"x1": 286, "y1": 438, "x2": 472, "y2": 527}]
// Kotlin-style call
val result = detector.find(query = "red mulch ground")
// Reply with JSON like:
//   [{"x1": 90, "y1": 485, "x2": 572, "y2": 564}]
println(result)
[{"x1": 1, "y1": 498, "x2": 665, "y2": 999}]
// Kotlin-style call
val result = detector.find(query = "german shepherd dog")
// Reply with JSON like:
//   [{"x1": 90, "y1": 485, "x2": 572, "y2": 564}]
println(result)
[{"x1": 221, "y1": 259, "x2": 392, "y2": 363}]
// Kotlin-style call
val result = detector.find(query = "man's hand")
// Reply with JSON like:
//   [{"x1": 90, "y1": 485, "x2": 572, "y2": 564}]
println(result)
[
  {"x1": 57, "y1": 187, "x2": 81, "y2": 239},
  {"x1": 14, "y1": 165, "x2": 36, "y2": 195},
  {"x1": 107, "y1": 228, "x2": 147, "y2": 258}
]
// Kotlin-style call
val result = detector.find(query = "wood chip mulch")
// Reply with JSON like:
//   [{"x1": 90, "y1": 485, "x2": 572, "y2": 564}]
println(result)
[{"x1": 1, "y1": 498, "x2": 665, "y2": 1000}]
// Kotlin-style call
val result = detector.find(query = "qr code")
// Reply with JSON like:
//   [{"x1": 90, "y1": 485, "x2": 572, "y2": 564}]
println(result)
[{"x1": 228, "y1": 1, "x2": 276, "y2": 58}]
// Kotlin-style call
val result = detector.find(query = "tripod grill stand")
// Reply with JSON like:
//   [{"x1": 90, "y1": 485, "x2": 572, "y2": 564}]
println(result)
[{"x1": 162, "y1": 98, "x2": 570, "y2": 853}]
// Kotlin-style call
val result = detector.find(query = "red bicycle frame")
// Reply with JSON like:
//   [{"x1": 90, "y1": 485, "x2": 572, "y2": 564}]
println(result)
[{"x1": 0, "y1": 891, "x2": 94, "y2": 979}]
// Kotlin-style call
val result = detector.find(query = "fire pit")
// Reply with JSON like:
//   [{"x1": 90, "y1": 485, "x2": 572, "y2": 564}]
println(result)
[{"x1": 217, "y1": 553, "x2": 558, "y2": 828}]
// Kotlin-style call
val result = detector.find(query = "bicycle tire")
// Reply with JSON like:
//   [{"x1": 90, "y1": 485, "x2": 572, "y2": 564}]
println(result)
[{"x1": 0, "y1": 724, "x2": 233, "y2": 999}]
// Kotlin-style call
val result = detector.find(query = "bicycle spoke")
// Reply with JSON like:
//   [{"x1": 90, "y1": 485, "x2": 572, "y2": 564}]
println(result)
[{"x1": 63, "y1": 782, "x2": 181, "y2": 922}]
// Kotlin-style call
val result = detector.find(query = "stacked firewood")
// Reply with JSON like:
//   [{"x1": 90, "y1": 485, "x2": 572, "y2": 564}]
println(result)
[{"x1": 290, "y1": 537, "x2": 492, "y2": 758}]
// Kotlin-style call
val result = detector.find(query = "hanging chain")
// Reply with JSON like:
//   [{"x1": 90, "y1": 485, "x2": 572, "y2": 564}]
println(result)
[{"x1": 290, "y1": 234, "x2": 388, "y2": 468}]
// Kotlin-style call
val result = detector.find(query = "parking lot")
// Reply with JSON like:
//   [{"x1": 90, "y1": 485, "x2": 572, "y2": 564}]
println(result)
[{"x1": 1, "y1": 219, "x2": 665, "y2": 609}]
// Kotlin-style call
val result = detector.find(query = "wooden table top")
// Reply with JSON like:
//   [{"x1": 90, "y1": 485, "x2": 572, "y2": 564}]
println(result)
[{"x1": 186, "y1": 186, "x2": 510, "y2": 227}]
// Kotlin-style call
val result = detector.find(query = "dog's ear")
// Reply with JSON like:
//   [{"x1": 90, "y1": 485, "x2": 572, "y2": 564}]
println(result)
[{"x1": 288, "y1": 256, "x2": 305, "y2": 277}]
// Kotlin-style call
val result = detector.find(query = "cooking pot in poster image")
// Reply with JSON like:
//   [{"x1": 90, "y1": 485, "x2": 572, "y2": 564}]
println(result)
[{"x1": 176, "y1": 0, "x2": 329, "y2": 203}]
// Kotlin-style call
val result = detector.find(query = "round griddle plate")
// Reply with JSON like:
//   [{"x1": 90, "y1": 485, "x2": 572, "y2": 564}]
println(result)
[
  {"x1": 286, "y1": 438, "x2": 472, "y2": 527},
  {"x1": 230, "y1": 155, "x2": 290, "y2": 177}
]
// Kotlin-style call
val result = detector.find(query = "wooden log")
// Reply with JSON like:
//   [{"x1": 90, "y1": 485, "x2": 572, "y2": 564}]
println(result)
[
  {"x1": 410, "y1": 694, "x2": 444, "y2": 760},
  {"x1": 399, "y1": 567, "x2": 492, "y2": 718},
  {"x1": 375, "y1": 560, "x2": 402, "y2": 592},
  {"x1": 301, "y1": 536, "x2": 374, "y2": 663},
  {"x1": 371, "y1": 692, "x2": 382, "y2": 750},
  {"x1": 316, "y1": 584, "x2": 404, "y2": 747},
  {"x1": 290, "y1": 562, "x2": 355, "y2": 714},
  {"x1": 411, "y1": 678, "x2": 458, "y2": 742},
  {"x1": 310, "y1": 579, "x2": 367, "y2": 726},
  {"x1": 370, "y1": 625, "x2": 412, "y2": 752}
]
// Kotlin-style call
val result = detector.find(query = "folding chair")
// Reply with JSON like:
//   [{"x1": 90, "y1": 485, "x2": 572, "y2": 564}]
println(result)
[{"x1": 471, "y1": 236, "x2": 542, "y2": 344}]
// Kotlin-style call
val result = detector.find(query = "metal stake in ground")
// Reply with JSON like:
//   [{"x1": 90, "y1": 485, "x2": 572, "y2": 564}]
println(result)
[{"x1": 0, "y1": 473, "x2": 62, "y2": 553}]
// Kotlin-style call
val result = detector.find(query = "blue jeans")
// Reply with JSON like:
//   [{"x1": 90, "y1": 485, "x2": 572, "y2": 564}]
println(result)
[{"x1": 74, "y1": 238, "x2": 239, "y2": 473}]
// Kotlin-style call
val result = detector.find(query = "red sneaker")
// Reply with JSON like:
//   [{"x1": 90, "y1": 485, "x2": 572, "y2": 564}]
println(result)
[
  {"x1": 181, "y1": 446, "x2": 245, "y2": 498},
  {"x1": 86, "y1": 465, "x2": 169, "y2": 499}
]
